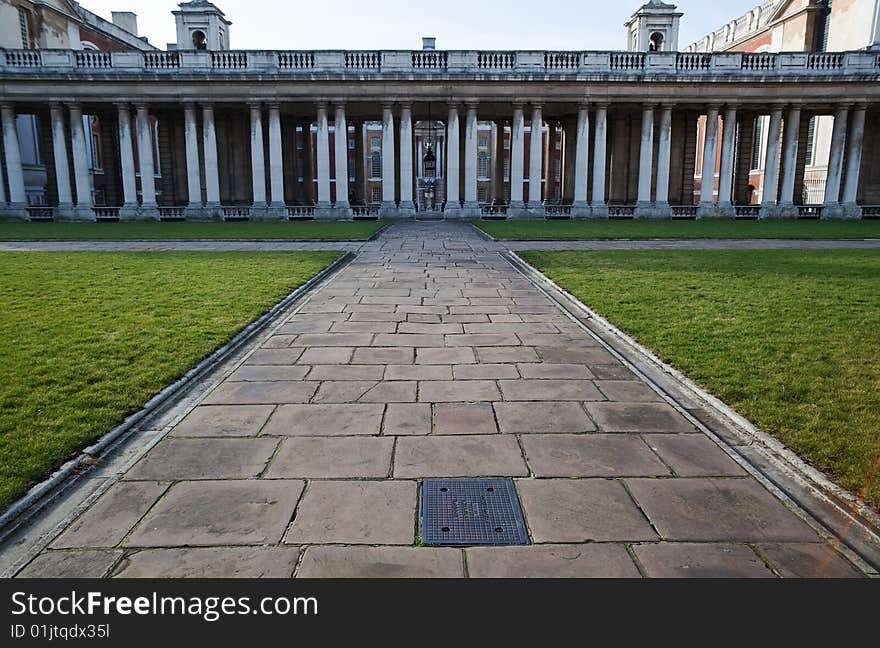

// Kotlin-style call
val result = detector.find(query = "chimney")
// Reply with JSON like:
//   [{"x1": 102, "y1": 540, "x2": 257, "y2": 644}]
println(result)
[
  {"x1": 111, "y1": 11, "x2": 138, "y2": 36},
  {"x1": 422, "y1": 37, "x2": 436, "y2": 50}
]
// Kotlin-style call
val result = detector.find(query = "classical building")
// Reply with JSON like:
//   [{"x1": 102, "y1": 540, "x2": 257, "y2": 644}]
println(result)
[{"x1": 0, "y1": 0, "x2": 878, "y2": 221}]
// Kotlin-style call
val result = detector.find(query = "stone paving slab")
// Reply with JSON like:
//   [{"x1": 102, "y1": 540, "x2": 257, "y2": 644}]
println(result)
[{"x1": 5, "y1": 221, "x2": 871, "y2": 579}]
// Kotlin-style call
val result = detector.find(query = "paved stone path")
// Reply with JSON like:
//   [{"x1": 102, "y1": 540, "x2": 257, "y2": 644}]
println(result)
[{"x1": 3, "y1": 221, "x2": 869, "y2": 577}]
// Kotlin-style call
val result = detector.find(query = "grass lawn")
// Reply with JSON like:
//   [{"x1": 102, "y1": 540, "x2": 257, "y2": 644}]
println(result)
[
  {"x1": 0, "y1": 220, "x2": 386, "y2": 241},
  {"x1": 520, "y1": 249, "x2": 880, "y2": 509},
  {"x1": 0, "y1": 250, "x2": 341, "y2": 509},
  {"x1": 475, "y1": 218, "x2": 880, "y2": 240}
]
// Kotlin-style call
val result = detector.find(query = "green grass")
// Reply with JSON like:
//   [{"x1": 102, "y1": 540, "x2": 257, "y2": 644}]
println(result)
[
  {"x1": 0, "y1": 251, "x2": 341, "y2": 509},
  {"x1": 520, "y1": 249, "x2": 880, "y2": 509},
  {"x1": 0, "y1": 220, "x2": 386, "y2": 240},
  {"x1": 475, "y1": 218, "x2": 880, "y2": 240}
]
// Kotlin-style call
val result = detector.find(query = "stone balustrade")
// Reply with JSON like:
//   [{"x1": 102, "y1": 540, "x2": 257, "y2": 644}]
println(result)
[{"x1": 2, "y1": 48, "x2": 878, "y2": 77}]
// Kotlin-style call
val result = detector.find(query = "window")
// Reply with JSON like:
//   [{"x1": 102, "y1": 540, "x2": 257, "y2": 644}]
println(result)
[
  {"x1": 649, "y1": 32, "x2": 665, "y2": 52},
  {"x1": 18, "y1": 8, "x2": 32, "y2": 49},
  {"x1": 813, "y1": 0, "x2": 833, "y2": 52},
  {"x1": 478, "y1": 135, "x2": 489, "y2": 149},
  {"x1": 805, "y1": 117, "x2": 816, "y2": 165},
  {"x1": 348, "y1": 159, "x2": 356, "y2": 181},
  {"x1": 751, "y1": 116, "x2": 764, "y2": 171},
  {"x1": 89, "y1": 116, "x2": 103, "y2": 172},
  {"x1": 370, "y1": 151, "x2": 382, "y2": 178},
  {"x1": 348, "y1": 138, "x2": 355, "y2": 150},
  {"x1": 478, "y1": 187, "x2": 488, "y2": 202},
  {"x1": 192, "y1": 30, "x2": 207, "y2": 50},
  {"x1": 503, "y1": 158, "x2": 510, "y2": 181},
  {"x1": 370, "y1": 186, "x2": 382, "y2": 204},
  {"x1": 370, "y1": 136, "x2": 381, "y2": 150},
  {"x1": 504, "y1": 136, "x2": 510, "y2": 150},
  {"x1": 478, "y1": 152, "x2": 489, "y2": 178},
  {"x1": 296, "y1": 158, "x2": 304, "y2": 181}
]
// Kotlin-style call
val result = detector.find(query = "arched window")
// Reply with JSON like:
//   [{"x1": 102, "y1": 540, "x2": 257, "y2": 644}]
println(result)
[
  {"x1": 370, "y1": 151, "x2": 382, "y2": 178},
  {"x1": 192, "y1": 30, "x2": 207, "y2": 50},
  {"x1": 478, "y1": 152, "x2": 489, "y2": 178},
  {"x1": 649, "y1": 32, "x2": 665, "y2": 52}
]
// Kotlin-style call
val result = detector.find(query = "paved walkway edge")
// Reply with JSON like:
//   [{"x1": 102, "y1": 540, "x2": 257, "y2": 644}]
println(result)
[
  {"x1": 0, "y1": 252, "x2": 355, "y2": 547},
  {"x1": 505, "y1": 251, "x2": 880, "y2": 575}
]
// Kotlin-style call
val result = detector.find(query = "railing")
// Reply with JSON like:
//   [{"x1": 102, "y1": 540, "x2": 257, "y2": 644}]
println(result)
[
  {"x1": 734, "y1": 205, "x2": 760, "y2": 217},
  {"x1": 478, "y1": 51, "x2": 515, "y2": 69},
  {"x1": 741, "y1": 52, "x2": 777, "y2": 71},
  {"x1": 609, "y1": 53, "x2": 644, "y2": 70},
  {"x1": 287, "y1": 206, "x2": 315, "y2": 218},
  {"x1": 345, "y1": 51, "x2": 380, "y2": 69},
  {"x1": 222, "y1": 206, "x2": 251, "y2": 218},
  {"x1": 412, "y1": 51, "x2": 447, "y2": 69},
  {"x1": 677, "y1": 53, "x2": 711, "y2": 71},
  {"x1": 803, "y1": 166, "x2": 828, "y2": 204},
  {"x1": 2, "y1": 49, "x2": 878, "y2": 77},
  {"x1": 26, "y1": 206, "x2": 54, "y2": 220},
  {"x1": 544, "y1": 205, "x2": 573, "y2": 217},
  {"x1": 544, "y1": 52, "x2": 580, "y2": 70},
  {"x1": 93, "y1": 206, "x2": 120, "y2": 219},
  {"x1": 671, "y1": 205, "x2": 698, "y2": 217},
  {"x1": 481, "y1": 205, "x2": 508, "y2": 216},
  {"x1": 211, "y1": 52, "x2": 248, "y2": 69},
  {"x1": 5, "y1": 50, "x2": 40, "y2": 66},
  {"x1": 75, "y1": 51, "x2": 112, "y2": 68},
  {"x1": 144, "y1": 52, "x2": 180, "y2": 69},
  {"x1": 278, "y1": 51, "x2": 315, "y2": 69},
  {"x1": 350, "y1": 206, "x2": 378, "y2": 217},
  {"x1": 607, "y1": 205, "x2": 636, "y2": 217},
  {"x1": 158, "y1": 206, "x2": 186, "y2": 219},
  {"x1": 807, "y1": 53, "x2": 843, "y2": 70},
  {"x1": 862, "y1": 205, "x2": 880, "y2": 217},
  {"x1": 795, "y1": 205, "x2": 822, "y2": 218}
]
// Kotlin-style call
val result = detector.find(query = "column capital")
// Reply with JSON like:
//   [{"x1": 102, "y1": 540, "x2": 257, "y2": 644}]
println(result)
[
  {"x1": 247, "y1": 101, "x2": 263, "y2": 110},
  {"x1": 463, "y1": 99, "x2": 479, "y2": 109},
  {"x1": 853, "y1": 102, "x2": 869, "y2": 112},
  {"x1": 0, "y1": 102, "x2": 16, "y2": 113},
  {"x1": 705, "y1": 103, "x2": 722, "y2": 112},
  {"x1": 594, "y1": 102, "x2": 610, "y2": 110},
  {"x1": 314, "y1": 100, "x2": 329, "y2": 111},
  {"x1": 659, "y1": 102, "x2": 675, "y2": 110},
  {"x1": 446, "y1": 100, "x2": 461, "y2": 109},
  {"x1": 530, "y1": 102, "x2": 543, "y2": 110},
  {"x1": 133, "y1": 102, "x2": 150, "y2": 111},
  {"x1": 511, "y1": 102, "x2": 525, "y2": 111},
  {"x1": 267, "y1": 102, "x2": 281, "y2": 112},
  {"x1": 642, "y1": 103, "x2": 658, "y2": 110},
  {"x1": 48, "y1": 101, "x2": 65, "y2": 111}
]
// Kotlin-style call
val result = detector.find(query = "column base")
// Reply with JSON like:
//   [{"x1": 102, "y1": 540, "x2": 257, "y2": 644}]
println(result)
[
  {"x1": 397, "y1": 202, "x2": 416, "y2": 218},
  {"x1": 633, "y1": 201, "x2": 656, "y2": 219},
  {"x1": 714, "y1": 202, "x2": 737, "y2": 219},
  {"x1": 571, "y1": 201, "x2": 590, "y2": 219},
  {"x1": 53, "y1": 203, "x2": 76, "y2": 221},
  {"x1": 652, "y1": 202, "x2": 673, "y2": 219},
  {"x1": 0, "y1": 203, "x2": 28, "y2": 221},
  {"x1": 758, "y1": 203, "x2": 780, "y2": 219},
  {"x1": 443, "y1": 203, "x2": 463, "y2": 219},
  {"x1": 696, "y1": 203, "x2": 721, "y2": 219},
  {"x1": 461, "y1": 201, "x2": 481, "y2": 218},
  {"x1": 590, "y1": 203, "x2": 609, "y2": 219},
  {"x1": 505, "y1": 201, "x2": 527, "y2": 219},
  {"x1": 379, "y1": 201, "x2": 399, "y2": 218},
  {"x1": 203, "y1": 202, "x2": 223, "y2": 221},
  {"x1": 71, "y1": 205, "x2": 97, "y2": 221},
  {"x1": 773, "y1": 202, "x2": 798, "y2": 219},
  {"x1": 137, "y1": 203, "x2": 160, "y2": 221},
  {"x1": 315, "y1": 204, "x2": 347, "y2": 220},
  {"x1": 184, "y1": 204, "x2": 212, "y2": 221},
  {"x1": 840, "y1": 202, "x2": 862, "y2": 219}
]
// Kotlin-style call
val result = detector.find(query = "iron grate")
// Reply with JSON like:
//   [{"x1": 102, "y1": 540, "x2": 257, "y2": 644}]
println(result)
[{"x1": 421, "y1": 478, "x2": 530, "y2": 546}]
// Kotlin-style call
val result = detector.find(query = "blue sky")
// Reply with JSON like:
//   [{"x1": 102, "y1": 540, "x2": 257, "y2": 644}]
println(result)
[{"x1": 80, "y1": 0, "x2": 763, "y2": 51}]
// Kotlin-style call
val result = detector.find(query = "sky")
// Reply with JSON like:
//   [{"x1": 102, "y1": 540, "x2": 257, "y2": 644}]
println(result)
[{"x1": 78, "y1": 0, "x2": 763, "y2": 51}]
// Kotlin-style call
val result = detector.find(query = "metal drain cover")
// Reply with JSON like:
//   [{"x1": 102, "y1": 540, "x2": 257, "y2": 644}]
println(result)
[{"x1": 421, "y1": 478, "x2": 529, "y2": 546}]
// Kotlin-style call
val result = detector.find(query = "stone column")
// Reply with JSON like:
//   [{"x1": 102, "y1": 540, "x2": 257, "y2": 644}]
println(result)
[
  {"x1": 546, "y1": 121, "x2": 560, "y2": 202},
  {"x1": 379, "y1": 103, "x2": 397, "y2": 216},
  {"x1": 268, "y1": 104, "x2": 285, "y2": 216},
  {"x1": 573, "y1": 104, "x2": 590, "y2": 217},
  {"x1": 398, "y1": 103, "x2": 415, "y2": 216},
  {"x1": 777, "y1": 105, "x2": 802, "y2": 218},
  {"x1": 116, "y1": 105, "x2": 138, "y2": 219},
  {"x1": 445, "y1": 103, "x2": 461, "y2": 216},
  {"x1": 183, "y1": 103, "x2": 202, "y2": 217},
  {"x1": 69, "y1": 104, "x2": 96, "y2": 220},
  {"x1": 134, "y1": 104, "x2": 158, "y2": 219},
  {"x1": 654, "y1": 105, "x2": 674, "y2": 218},
  {"x1": 301, "y1": 120, "x2": 316, "y2": 204},
  {"x1": 592, "y1": 104, "x2": 609, "y2": 217},
  {"x1": 528, "y1": 104, "x2": 543, "y2": 211},
  {"x1": 716, "y1": 105, "x2": 738, "y2": 217},
  {"x1": 463, "y1": 102, "x2": 479, "y2": 215},
  {"x1": 697, "y1": 105, "x2": 720, "y2": 217},
  {"x1": 315, "y1": 103, "x2": 332, "y2": 212},
  {"x1": 49, "y1": 103, "x2": 73, "y2": 218},
  {"x1": 841, "y1": 104, "x2": 867, "y2": 218},
  {"x1": 352, "y1": 119, "x2": 365, "y2": 205},
  {"x1": 0, "y1": 104, "x2": 26, "y2": 218},
  {"x1": 248, "y1": 103, "x2": 268, "y2": 216},
  {"x1": 493, "y1": 121, "x2": 505, "y2": 204},
  {"x1": 634, "y1": 104, "x2": 655, "y2": 218},
  {"x1": 509, "y1": 104, "x2": 525, "y2": 215},
  {"x1": 759, "y1": 107, "x2": 783, "y2": 218},
  {"x1": 332, "y1": 103, "x2": 351, "y2": 214},
  {"x1": 202, "y1": 104, "x2": 221, "y2": 214},
  {"x1": 822, "y1": 105, "x2": 850, "y2": 218}
]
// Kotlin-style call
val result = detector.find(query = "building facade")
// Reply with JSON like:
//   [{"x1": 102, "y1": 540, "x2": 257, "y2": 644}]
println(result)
[{"x1": 0, "y1": 0, "x2": 878, "y2": 221}]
